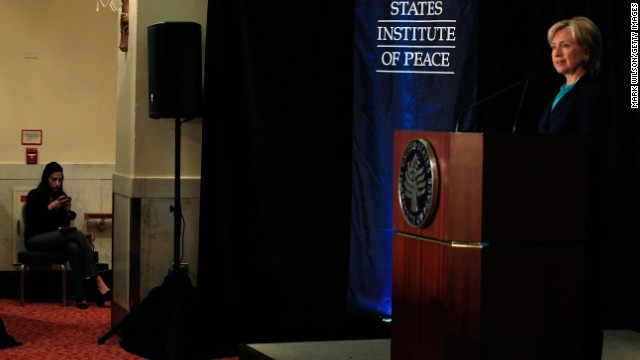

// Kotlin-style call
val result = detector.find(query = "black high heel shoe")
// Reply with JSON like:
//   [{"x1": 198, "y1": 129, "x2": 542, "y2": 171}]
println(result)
[
  {"x1": 96, "y1": 290, "x2": 111, "y2": 307},
  {"x1": 76, "y1": 300, "x2": 89, "y2": 309}
]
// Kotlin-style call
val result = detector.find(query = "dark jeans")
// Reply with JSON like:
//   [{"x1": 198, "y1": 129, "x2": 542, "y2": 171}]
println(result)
[{"x1": 25, "y1": 229, "x2": 98, "y2": 300}]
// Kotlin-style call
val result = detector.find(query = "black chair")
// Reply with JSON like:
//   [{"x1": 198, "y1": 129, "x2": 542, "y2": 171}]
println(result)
[
  {"x1": 15, "y1": 251, "x2": 68, "y2": 307},
  {"x1": 15, "y1": 203, "x2": 71, "y2": 306}
]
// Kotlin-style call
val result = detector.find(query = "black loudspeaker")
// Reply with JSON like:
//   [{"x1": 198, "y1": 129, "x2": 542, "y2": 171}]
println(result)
[{"x1": 148, "y1": 22, "x2": 203, "y2": 119}]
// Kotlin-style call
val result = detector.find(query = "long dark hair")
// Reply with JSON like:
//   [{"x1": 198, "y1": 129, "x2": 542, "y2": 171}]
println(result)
[{"x1": 38, "y1": 161, "x2": 65, "y2": 196}]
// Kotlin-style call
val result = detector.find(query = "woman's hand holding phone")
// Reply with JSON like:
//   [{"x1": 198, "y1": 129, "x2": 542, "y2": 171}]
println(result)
[{"x1": 51, "y1": 195, "x2": 72, "y2": 210}]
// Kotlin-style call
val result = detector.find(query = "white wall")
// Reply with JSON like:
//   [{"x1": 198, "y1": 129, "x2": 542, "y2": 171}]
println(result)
[
  {"x1": 0, "y1": 0, "x2": 118, "y2": 164},
  {"x1": 116, "y1": 0, "x2": 204, "y2": 178}
]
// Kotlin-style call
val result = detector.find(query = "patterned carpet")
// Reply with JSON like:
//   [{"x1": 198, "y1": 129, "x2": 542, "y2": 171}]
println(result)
[
  {"x1": 0, "y1": 298, "x2": 237, "y2": 360},
  {"x1": 0, "y1": 298, "x2": 145, "y2": 359}
]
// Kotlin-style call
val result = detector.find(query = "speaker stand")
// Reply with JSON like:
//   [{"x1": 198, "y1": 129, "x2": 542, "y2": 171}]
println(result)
[
  {"x1": 97, "y1": 116, "x2": 197, "y2": 347},
  {"x1": 171, "y1": 117, "x2": 194, "y2": 274}
]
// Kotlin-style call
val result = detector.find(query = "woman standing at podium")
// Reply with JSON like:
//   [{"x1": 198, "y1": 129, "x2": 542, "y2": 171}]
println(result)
[
  {"x1": 538, "y1": 16, "x2": 611, "y2": 360},
  {"x1": 537, "y1": 16, "x2": 610, "y2": 136}
]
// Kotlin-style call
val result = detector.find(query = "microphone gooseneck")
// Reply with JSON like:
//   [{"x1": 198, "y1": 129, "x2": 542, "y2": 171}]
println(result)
[
  {"x1": 455, "y1": 71, "x2": 542, "y2": 133},
  {"x1": 512, "y1": 78, "x2": 531, "y2": 134}
]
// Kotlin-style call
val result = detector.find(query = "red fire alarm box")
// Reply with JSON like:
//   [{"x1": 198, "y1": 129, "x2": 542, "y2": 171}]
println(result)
[{"x1": 26, "y1": 148, "x2": 38, "y2": 164}]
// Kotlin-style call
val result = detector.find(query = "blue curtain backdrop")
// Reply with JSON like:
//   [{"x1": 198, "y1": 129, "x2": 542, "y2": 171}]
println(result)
[{"x1": 349, "y1": 0, "x2": 479, "y2": 316}]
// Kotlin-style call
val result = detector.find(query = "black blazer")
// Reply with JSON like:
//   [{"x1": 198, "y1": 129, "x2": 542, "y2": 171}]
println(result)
[{"x1": 537, "y1": 74, "x2": 610, "y2": 136}]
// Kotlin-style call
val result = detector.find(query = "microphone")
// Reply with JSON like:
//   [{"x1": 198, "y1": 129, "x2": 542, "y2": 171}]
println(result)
[
  {"x1": 511, "y1": 77, "x2": 531, "y2": 134},
  {"x1": 454, "y1": 71, "x2": 543, "y2": 133}
]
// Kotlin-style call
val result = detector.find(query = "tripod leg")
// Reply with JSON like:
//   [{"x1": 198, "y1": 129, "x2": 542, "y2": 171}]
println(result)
[{"x1": 97, "y1": 320, "x2": 124, "y2": 344}]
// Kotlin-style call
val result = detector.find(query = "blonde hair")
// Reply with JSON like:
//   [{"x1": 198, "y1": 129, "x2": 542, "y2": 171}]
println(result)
[{"x1": 547, "y1": 16, "x2": 602, "y2": 76}]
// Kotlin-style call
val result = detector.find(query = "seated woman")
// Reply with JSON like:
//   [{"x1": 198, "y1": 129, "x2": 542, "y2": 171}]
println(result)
[{"x1": 23, "y1": 161, "x2": 110, "y2": 309}]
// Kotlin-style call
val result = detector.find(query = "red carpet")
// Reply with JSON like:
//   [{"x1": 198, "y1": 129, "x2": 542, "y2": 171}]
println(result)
[
  {"x1": 0, "y1": 298, "x2": 144, "y2": 359},
  {"x1": 0, "y1": 299, "x2": 238, "y2": 360}
]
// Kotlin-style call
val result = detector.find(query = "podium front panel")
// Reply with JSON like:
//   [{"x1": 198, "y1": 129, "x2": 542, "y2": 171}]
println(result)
[
  {"x1": 393, "y1": 130, "x2": 586, "y2": 244},
  {"x1": 391, "y1": 130, "x2": 588, "y2": 359}
]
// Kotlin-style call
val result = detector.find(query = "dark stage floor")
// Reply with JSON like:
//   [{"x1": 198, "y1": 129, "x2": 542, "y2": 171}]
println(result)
[{"x1": 239, "y1": 330, "x2": 640, "y2": 360}]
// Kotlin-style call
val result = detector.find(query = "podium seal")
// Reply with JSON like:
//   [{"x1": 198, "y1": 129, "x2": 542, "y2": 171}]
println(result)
[{"x1": 398, "y1": 138, "x2": 439, "y2": 228}]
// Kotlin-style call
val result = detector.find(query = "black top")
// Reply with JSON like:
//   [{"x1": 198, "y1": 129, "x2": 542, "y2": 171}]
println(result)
[{"x1": 23, "y1": 187, "x2": 76, "y2": 241}]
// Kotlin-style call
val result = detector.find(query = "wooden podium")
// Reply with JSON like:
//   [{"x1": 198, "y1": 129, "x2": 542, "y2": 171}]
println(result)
[{"x1": 392, "y1": 130, "x2": 588, "y2": 359}]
